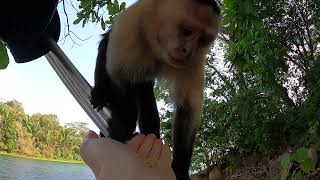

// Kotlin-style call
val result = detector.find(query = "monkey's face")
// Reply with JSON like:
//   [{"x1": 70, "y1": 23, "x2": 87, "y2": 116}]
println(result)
[{"x1": 155, "y1": 0, "x2": 220, "y2": 69}]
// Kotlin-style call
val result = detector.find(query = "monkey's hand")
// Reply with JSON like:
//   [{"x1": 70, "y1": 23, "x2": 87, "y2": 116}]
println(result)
[{"x1": 90, "y1": 84, "x2": 111, "y2": 111}]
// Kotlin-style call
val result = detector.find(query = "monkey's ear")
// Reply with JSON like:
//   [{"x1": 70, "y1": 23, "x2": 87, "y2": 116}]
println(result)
[{"x1": 198, "y1": 0, "x2": 221, "y2": 16}]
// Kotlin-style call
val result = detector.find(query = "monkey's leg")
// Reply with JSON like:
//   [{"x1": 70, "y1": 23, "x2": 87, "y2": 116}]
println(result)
[
  {"x1": 91, "y1": 74, "x2": 112, "y2": 111},
  {"x1": 107, "y1": 85, "x2": 138, "y2": 142},
  {"x1": 171, "y1": 102, "x2": 196, "y2": 180},
  {"x1": 91, "y1": 31, "x2": 112, "y2": 111},
  {"x1": 135, "y1": 82, "x2": 160, "y2": 138}
]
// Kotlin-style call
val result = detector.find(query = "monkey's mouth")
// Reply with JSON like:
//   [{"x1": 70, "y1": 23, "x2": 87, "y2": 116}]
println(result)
[{"x1": 168, "y1": 54, "x2": 191, "y2": 68}]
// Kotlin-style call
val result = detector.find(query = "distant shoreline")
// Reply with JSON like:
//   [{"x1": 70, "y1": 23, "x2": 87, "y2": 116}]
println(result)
[{"x1": 0, "y1": 151, "x2": 84, "y2": 164}]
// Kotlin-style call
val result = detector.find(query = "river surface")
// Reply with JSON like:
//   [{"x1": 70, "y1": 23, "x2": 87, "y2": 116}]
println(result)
[{"x1": 0, "y1": 155, "x2": 94, "y2": 180}]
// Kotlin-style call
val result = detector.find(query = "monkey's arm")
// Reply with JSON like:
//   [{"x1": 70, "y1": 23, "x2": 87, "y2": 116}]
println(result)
[
  {"x1": 172, "y1": 98, "x2": 202, "y2": 180},
  {"x1": 91, "y1": 28, "x2": 139, "y2": 140},
  {"x1": 171, "y1": 68, "x2": 204, "y2": 180},
  {"x1": 171, "y1": 101, "x2": 196, "y2": 180},
  {"x1": 135, "y1": 81, "x2": 161, "y2": 138},
  {"x1": 91, "y1": 29, "x2": 112, "y2": 110}
]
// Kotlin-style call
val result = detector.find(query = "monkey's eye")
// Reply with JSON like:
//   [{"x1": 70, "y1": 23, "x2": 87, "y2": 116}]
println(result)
[
  {"x1": 198, "y1": 38, "x2": 206, "y2": 46},
  {"x1": 182, "y1": 27, "x2": 193, "y2": 38},
  {"x1": 199, "y1": 34, "x2": 214, "y2": 46},
  {"x1": 198, "y1": 37, "x2": 211, "y2": 47}
]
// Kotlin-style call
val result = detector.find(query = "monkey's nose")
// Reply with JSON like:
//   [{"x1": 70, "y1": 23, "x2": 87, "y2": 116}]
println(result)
[
  {"x1": 170, "y1": 47, "x2": 191, "y2": 62},
  {"x1": 180, "y1": 47, "x2": 191, "y2": 58}
]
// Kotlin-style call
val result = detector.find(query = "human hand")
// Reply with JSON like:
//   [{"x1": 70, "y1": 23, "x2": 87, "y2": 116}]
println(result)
[{"x1": 80, "y1": 131, "x2": 176, "y2": 180}]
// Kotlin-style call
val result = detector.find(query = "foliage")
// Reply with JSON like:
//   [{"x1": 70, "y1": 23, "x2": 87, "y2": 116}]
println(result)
[
  {"x1": 73, "y1": 0, "x2": 126, "y2": 30},
  {"x1": 0, "y1": 100, "x2": 88, "y2": 161},
  {"x1": 280, "y1": 147, "x2": 316, "y2": 180},
  {"x1": 0, "y1": 105, "x2": 17, "y2": 153},
  {"x1": 0, "y1": 41, "x2": 9, "y2": 69}
]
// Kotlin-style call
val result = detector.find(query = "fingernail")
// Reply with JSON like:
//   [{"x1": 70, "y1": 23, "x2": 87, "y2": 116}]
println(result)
[{"x1": 86, "y1": 130, "x2": 96, "y2": 138}]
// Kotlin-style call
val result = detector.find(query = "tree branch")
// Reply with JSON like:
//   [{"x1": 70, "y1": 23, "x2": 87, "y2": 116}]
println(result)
[
  {"x1": 207, "y1": 61, "x2": 235, "y2": 93},
  {"x1": 286, "y1": 54, "x2": 306, "y2": 72}
]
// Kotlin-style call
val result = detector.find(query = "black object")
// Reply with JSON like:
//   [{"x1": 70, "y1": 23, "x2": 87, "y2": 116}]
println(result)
[
  {"x1": 0, "y1": 0, "x2": 110, "y2": 136},
  {"x1": 0, "y1": 0, "x2": 60, "y2": 63}
]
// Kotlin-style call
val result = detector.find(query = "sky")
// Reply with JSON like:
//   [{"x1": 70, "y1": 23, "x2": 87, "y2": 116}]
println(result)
[{"x1": 0, "y1": 0, "x2": 136, "y2": 133}]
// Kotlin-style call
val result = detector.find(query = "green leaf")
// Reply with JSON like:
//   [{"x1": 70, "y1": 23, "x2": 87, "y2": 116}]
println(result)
[
  {"x1": 120, "y1": 2, "x2": 126, "y2": 11},
  {"x1": 114, "y1": 0, "x2": 120, "y2": 12},
  {"x1": 292, "y1": 148, "x2": 309, "y2": 163},
  {"x1": 76, "y1": 12, "x2": 85, "y2": 18},
  {"x1": 300, "y1": 159, "x2": 315, "y2": 172},
  {"x1": 239, "y1": 0, "x2": 252, "y2": 15},
  {"x1": 293, "y1": 171, "x2": 304, "y2": 180},
  {"x1": 81, "y1": 0, "x2": 91, "y2": 8},
  {"x1": 107, "y1": 2, "x2": 114, "y2": 14},
  {"x1": 280, "y1": 153, "x2": 291, "y2": 168},
  {"x1": 73, "y1": 17, "x2": 83, "y2": 25},
  {"x1": 0, "y1": 41, "x2": 9, "y2": 69},
  {"x1": 101, "y1": 18, "x2": 106, "y2": 30},
  {"x1": 106, "y1": 19, "x2": 112, "y2": 25},
  {"x1": 230, "y1": 41, "x2": 237, "y2": 51},
  {"x1": 280, "y1": 171, "x2": 288, "y2": 180},
  {"x1": 91, "y1": 13, "x2": 96, "y2": 22},
  {"x1": 82, "y1": 18, "x2": 88, "y2": 27},
  {"x1": 114, "y1": 0, "x2": 119, "y2": 7},
  {"x1": 231, "y1": 105, "x2": 238, "y2": 113},
  {"x1": 223, "y1": 0, "x2": 232, "y2": 9},
  {"x1": 222, "y1": 17, "x2": 231, "y2": 26}
]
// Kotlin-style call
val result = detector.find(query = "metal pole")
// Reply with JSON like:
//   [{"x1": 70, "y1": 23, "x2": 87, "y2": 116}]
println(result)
[{"x1": 44, "y1": 37, "x2": 110, "y2": 136}]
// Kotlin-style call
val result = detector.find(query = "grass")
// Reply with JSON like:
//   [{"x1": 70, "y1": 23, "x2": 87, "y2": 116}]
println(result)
[{"x1": 0, "y1": 151, "x2": 84, "y2": 164}]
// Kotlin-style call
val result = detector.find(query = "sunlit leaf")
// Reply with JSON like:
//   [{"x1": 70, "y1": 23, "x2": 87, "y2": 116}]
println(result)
[
  {"x1": 280, "y1": 153, "x2": 291, "y2": 168},
  {"x1": 0, "y1": 41, "x2": 9, "y2": 69},
  {"x1": 293, "y1": 171, "x2": 304, "y2": 180},
  {"x1": 301, "y1": 159, "x2": 315, "y2": 172},
  {"x1": 280, "y1": 170, "x2": 288, "y2": 180},
  {"x1": 292, "y1": 148, "x2": 309, "y2": 163},
  {"x1": 101, "y1": 18, "x2": 106, "y2": 30},
  {"x1": 120, "y1": 2, "x2": 126, "y2": 11},
  {"x1": 73, "y1": 17, "x2": 83, "y2": 25}
]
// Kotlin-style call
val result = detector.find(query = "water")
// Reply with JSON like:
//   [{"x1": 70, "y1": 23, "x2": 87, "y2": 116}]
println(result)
[{"x1": 0, "y1": 155, "x2": 95, "y2": 180}]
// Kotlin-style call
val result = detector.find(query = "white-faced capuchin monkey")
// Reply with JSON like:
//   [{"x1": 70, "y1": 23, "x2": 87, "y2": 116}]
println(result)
[{"x1": 91, "y1": 0, "x2": 220, "y2": 179}]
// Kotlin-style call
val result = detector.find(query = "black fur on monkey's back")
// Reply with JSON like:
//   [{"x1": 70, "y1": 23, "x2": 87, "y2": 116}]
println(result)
[{"x1": 91, "y1": 28, "x2": 161, "y2": 142}]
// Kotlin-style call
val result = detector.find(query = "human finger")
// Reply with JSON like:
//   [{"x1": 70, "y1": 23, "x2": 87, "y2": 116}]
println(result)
[
  {"x1": 138, "y1": 134, "x2": 157, "y2": 159},
  {"x1": 84, "y1": 130, "x2": 99, "y2": 140},
  {"x1": 127, "y1": 134, "x2": 145, "y2": 153},
  {"x1": 80, "y1": 138, "x2": 103, "y2": 176},
  {"x1": 148, "y1": 139, "x2": 162, "y2": 161},
  {"x1": 80, "y1": 130, "x2": 99, "y2": 165},
  {"x1": 158, "y1": 144, "x2": 172, "y2": 166}
]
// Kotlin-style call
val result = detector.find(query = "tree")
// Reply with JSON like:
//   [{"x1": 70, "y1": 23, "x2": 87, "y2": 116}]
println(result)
[
  {"x1": 65, "y1": 122, "x2": 89, "y2": 137},
  {"x1": 0, "y1": 105, "x2": 17, "y2": 152},
  {"x1": 0, "y1": 99, "x2": 87, "y2": 161},
  {"x1": 15, "y1": 121, "x2": 38, "y2": 156},
  {"x1": 6, "y1": 100, "x2": 24, "y2": 113}
]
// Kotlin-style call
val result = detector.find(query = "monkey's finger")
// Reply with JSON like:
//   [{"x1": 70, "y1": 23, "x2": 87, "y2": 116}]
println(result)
[
  {"x1": 159, "y1": 144, "x2": 172, "y2": 166},
  {"x1": 127, "y1": 134, "x2": 145, "y2": 153},
  {"x1": 148, "y1": 139, "x2": 162, "y2": 161},
  {"x1": 138, "y1": 134, "x2": 157, "y2": 159}
]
